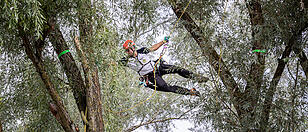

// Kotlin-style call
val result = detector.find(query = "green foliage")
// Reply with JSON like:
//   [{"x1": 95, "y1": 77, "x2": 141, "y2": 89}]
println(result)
[
  {"x1": 0, "y1": 0, "x2": 85, "y2": 131},
  {"x1": 0, "y1": 0, "x2": 307, "y2": 131},
  {"x1": 0, "y1": 53, "x2": 63, "y2": 131},
  {"x1": 1, "y1": 0, "x2": 46, "y2": 39}
]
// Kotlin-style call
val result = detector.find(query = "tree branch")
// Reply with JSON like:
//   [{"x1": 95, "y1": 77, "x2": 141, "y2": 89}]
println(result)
[
  {"x1": 49, "y1": 21, "x2": 87, "y2": 124},
  {"x1": 167, "y1": 0, "x2": 242, "y2": 117},
  {"x1": 124, "y1": 109, "x2": 191, "y2": 132},
  {"x1": 290, "y1": 61, "x2": 300, "y2": 131},
  {"x1": 260, "y1": 22, "x2": 308, "y2": 131},
  {"x1": 125, "y1": 95, "x2": 197, "y2": 132},
  {"x1": 0, "y1": 120, "x2": 2, "y2": 132},
  {"x1": 298, "y1": 51, "x2": 308, "y2": 78},
  {"x1": 292, "y1": 30, "x2": 308, "y2": 78},
  {"x1": 136, "y1": 18, "x2": 174, "y2": 38}
]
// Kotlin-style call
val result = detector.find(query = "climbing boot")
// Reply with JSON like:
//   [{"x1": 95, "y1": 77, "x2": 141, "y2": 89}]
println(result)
[{"x1": 190, "y1": 88, "x2": 200, "y2": 97}]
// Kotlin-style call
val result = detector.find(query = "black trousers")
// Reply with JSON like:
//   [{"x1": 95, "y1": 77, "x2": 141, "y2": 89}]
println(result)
[{"x1": 145, "y1": 61, "x2": 195, "y2": 95}]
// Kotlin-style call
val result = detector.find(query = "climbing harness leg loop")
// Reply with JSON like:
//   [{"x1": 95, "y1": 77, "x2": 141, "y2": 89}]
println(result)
[{"x1": 139, "y1": 75, "x2": 149, "y2": 86}]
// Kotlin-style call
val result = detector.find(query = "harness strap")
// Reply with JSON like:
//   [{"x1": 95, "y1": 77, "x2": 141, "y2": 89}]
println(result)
[
  {"x1": 137, "y1": 61, "x2": 153, "y2": 76},
  {"x1": 139, "y1": 75, "x2": 149, "y2": 86}
]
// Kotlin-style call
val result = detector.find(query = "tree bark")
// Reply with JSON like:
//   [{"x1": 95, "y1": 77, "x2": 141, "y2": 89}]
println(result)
[
  {"x1": 74, "y1": 36, "x2": 104, "y2": 132},
  {"x1": 48, "y1": 19, "x2": 87, "y2": 120},
  {"x1": 76, "y1": 1, "x2": 104, "y2": 131},
  {"x1": 259, "y1": 35, "x2": 293, "y2": 131},
  {"x1": 19, "y1": 27, "x2": 77, "y2": 131},
  {"x1": 242, "y1": 0, "x2": 265, "y2": 129}
]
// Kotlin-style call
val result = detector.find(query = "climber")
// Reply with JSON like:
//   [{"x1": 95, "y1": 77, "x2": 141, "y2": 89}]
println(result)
[{"x1": 119, "y1": 37, "x2": 209, "y2": 97}]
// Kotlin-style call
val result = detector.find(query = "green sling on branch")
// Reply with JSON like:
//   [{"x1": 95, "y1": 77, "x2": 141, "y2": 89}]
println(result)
[{"x1": 58, "y1": 50, "x2": 70, "y2": 58}]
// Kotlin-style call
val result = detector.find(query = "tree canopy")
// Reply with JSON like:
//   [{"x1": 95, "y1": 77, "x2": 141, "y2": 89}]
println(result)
[{"x1": 0, "y1": 0, "x2": 307, "y2": 131}]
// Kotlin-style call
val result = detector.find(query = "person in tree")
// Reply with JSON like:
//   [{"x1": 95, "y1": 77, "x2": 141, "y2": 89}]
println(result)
[{"x1": 120, "y1": 37, "x2": 208, "y2": 97}]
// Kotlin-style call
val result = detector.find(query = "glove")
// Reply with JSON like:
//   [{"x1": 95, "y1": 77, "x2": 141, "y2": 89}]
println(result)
[{"x1": 163, "y1": 36, "x2": 170, "y2": 43}]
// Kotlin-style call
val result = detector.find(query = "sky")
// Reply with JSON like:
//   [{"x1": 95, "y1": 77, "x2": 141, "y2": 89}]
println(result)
[{"x1": 136, "y1": 120, "x2": 193, "y2": 132}]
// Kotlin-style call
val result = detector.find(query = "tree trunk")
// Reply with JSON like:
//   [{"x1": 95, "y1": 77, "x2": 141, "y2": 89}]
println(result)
[
  {"x1": 259, "y1": 36, "x2": 293, "y2": 131},
  {"x1": 242, "y1": 0, "x2": 265, "y2": 129},
  {"x1": 48, "y1": 19, "x2": 87, "y2": 121},
  {"x1": 74, "y1": 37, "x2": 104, "y2": 132},
  {"x1": 86, "y1": 68, "x2": 104, "y2": 132},
  {"x1": 19, "y1": 27, "x2": 77, "y2": 132},
  {"x1": 76, "y1": 1, "x2": 104, "y2": 131}
]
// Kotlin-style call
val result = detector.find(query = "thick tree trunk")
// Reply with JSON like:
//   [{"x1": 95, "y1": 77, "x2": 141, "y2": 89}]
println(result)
[
  {"x1": 86, "y1": 68, "x2": 104, "y2": 132},
  {"x1": 74, "y1": 36, "x2": 104, "y2": 132},
  {"x1": 242, "y1": 0, "x2": 265, "y2": 129},
  {"x1": 167, "y1": 0, "x2": 242, "y2": 117},
  {"x1": 19, "y1": 28, "x2": 77, "y2": 131},
  {"x1": 76, "y1": 1, "x2": 104, "y2": 131},
  {"x1": 48, "y1": 20, "x2": 87, "y2": 120}
]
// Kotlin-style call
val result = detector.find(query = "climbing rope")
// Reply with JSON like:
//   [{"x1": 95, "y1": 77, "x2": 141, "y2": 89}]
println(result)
[
  {"x1": 170, "y1": 0, "x2": 192, "y2": 36},
  {"x1": 108, "y1": 0, "x2": 192, "y2": 114}
]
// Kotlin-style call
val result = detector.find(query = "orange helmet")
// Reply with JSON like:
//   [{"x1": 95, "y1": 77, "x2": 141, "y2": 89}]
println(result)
[{"x1": 123, "y1": 40, "x2": 136, "y2": 50}]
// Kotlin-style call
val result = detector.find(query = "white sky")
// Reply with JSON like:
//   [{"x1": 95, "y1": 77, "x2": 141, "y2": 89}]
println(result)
[{"x1": 136, "y1": 120, "x2": 193, "y2": 132}]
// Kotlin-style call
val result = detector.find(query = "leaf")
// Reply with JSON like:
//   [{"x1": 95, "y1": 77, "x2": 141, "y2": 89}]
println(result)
[{"x1": 283, "y1": 58, "x2": 289, "y2": 63}]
